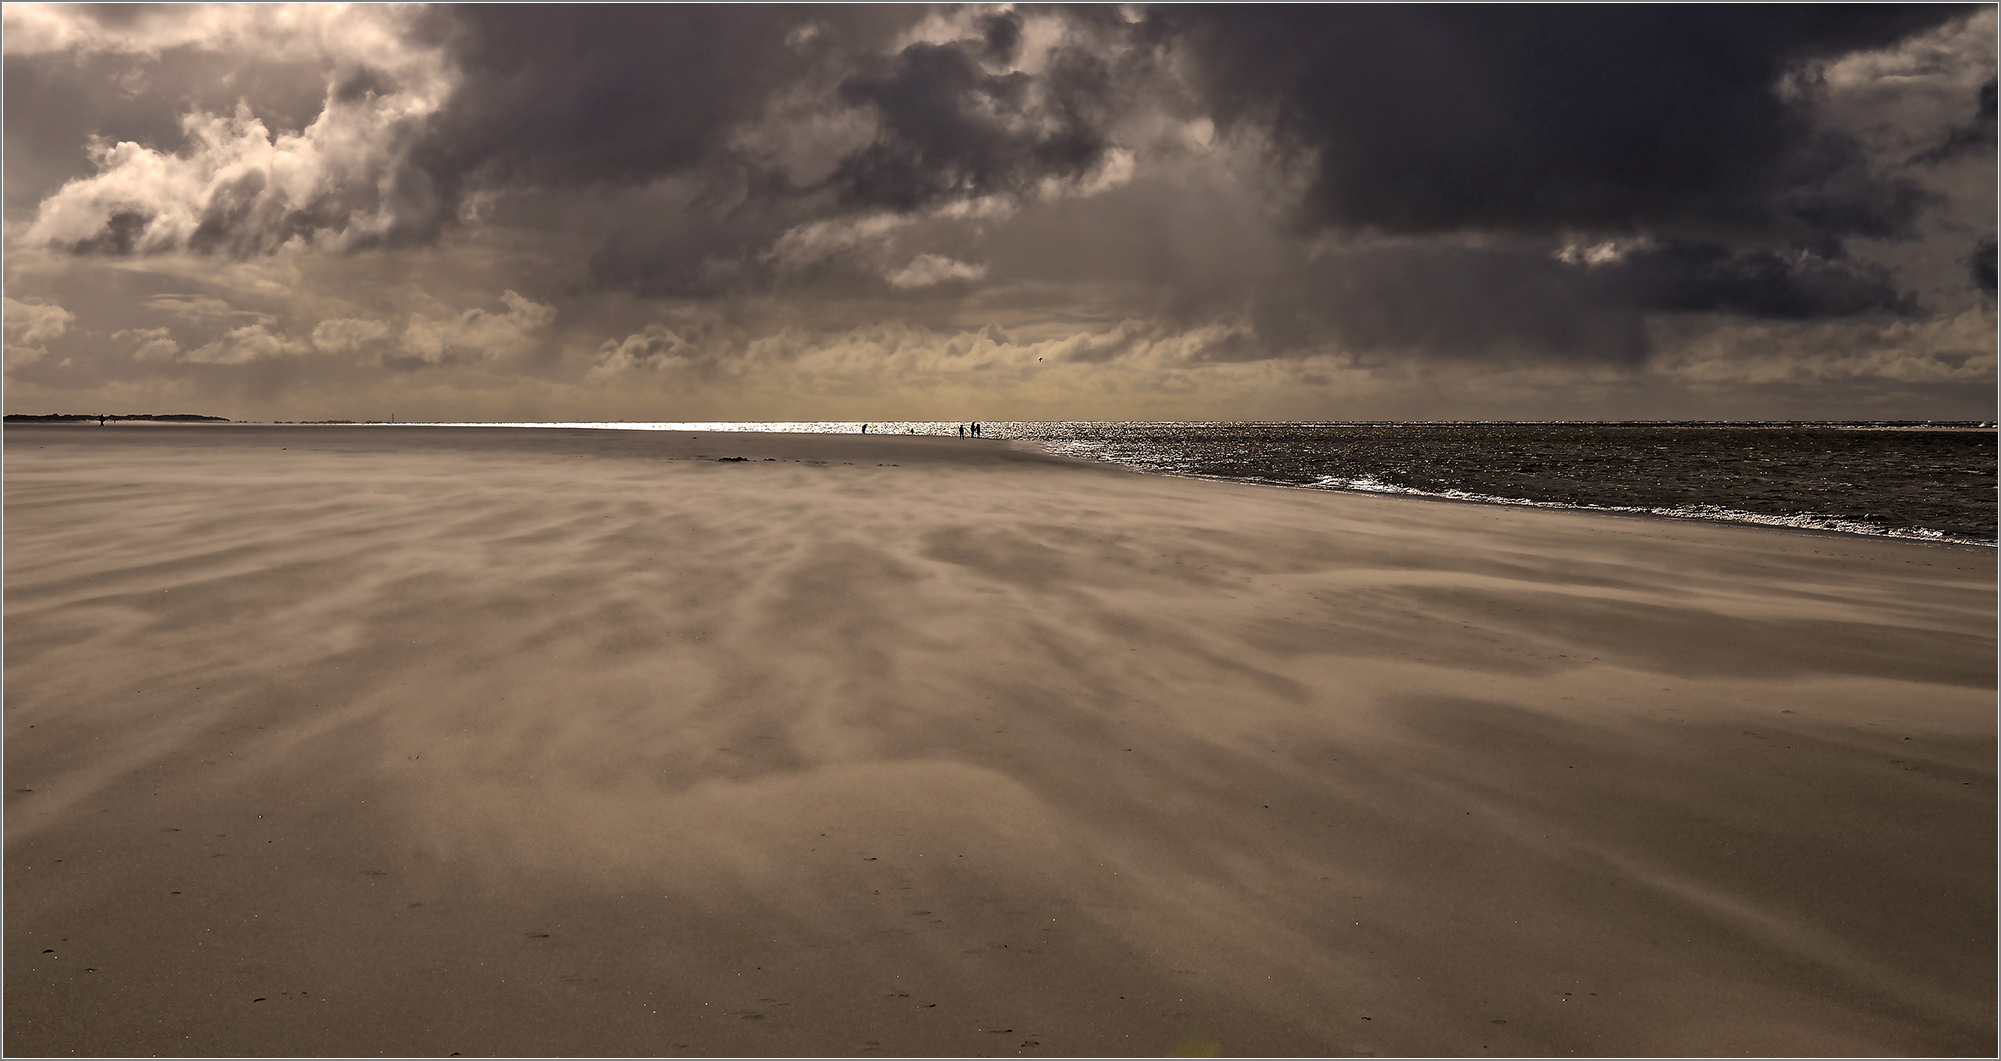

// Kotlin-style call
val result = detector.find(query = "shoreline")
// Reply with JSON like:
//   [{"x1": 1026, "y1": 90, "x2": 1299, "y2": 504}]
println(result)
[
  {"x1": 1128, "y1": 464, "x2": 2001, "y2": 550},
  {"x1": 15, "y1": 420, "x2": 1992, "y2": 549}
]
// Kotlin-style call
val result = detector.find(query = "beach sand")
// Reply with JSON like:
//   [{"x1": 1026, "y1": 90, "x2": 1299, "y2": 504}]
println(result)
[{"x1": 6, "y1": 425, "x2": 1994, "y2": 1057}]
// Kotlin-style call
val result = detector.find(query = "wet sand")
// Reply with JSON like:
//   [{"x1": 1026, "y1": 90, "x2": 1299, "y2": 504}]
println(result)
[{"x1": 5, "y1": 424, "x2": 1994, "y2": 1057}]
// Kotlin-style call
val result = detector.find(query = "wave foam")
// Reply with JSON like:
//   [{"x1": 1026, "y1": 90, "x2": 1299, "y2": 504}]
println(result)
[{"x1": 1300, "y1": 475, "x2": 1983, "y2": 546}]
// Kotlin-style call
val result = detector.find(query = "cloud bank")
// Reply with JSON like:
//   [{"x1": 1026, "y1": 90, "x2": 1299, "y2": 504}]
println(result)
[{"x1": 4, "y1": 3, "x2": 1992, "y2": 420}]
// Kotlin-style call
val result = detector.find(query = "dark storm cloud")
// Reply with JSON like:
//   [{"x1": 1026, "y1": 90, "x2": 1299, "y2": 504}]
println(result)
[
  {"x1": 11, "y1": 2, "x2": 1985, "y2": 379},
  {"x1": 587, "y1": 199, "x2": 791, "y2": 298},
  {"x1": 1126, "y1": 5, "x2": 1975, "y2": 361},
  {"x1": 1146, "y1": 4, "x2": 1970, "y2": 238},
  {"x1": 1973, "y1": 236, "x2": 1998, "y2": 296},
  {"x1": 408, "y1": 5, "x2": 854, "y2": 292},
  {"x1": 258, "y1": 5, "x2": 838, "y2": 250},
  {"x1": 1246, "y1": 245, "x2": 1650, "y2": 363},
  {"x1": 1231, "y1": 238, "x2": 1917, "y2": 365},
  {"x1": 414, "y1": 6, "x2": 801, "y2": 195},
  {"x1": 975, "y1": 9, "x2": 1024, "y2": 66},
  {"x1": 1776, "y1": 131, "x2": 1935, "y2": 247},
  {"x1": 12, "y1": 7, "x2": 923, "y2": 256},
  {"x1": 1616, "y1": 242, "x2": 1916, "y2": 319},
  {"x1": 421, "y1": 4, "x2": 1138, "y2": 234},
  {"x1": 417, "y1": 4, "x2": 1971, "y2": 259},
  {"x1": 576, "y1": 7, "x2": 1151, "y2": 296},
  {"x1": 1913, "y1": 75, "x2": 1998, "y2": 164},
  {"x1": 828, "y1": 29, "x2": 1122, "y2": 211},
  {"x1": 30, "y1": 5, "x2": 1159, "y2": 256}
]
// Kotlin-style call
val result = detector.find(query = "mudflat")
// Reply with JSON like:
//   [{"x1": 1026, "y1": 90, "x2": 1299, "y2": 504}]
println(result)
[{"x1": 6, "y1": 425, "x2": 1994, "y2": 1057}]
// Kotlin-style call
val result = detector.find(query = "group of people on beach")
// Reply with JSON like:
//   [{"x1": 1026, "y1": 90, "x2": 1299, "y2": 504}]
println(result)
[{"x1": 858, "y1": 422, "x2": 983, "y2": 436}]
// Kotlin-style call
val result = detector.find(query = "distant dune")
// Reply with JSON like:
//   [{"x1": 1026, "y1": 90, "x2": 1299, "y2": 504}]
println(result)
[
  {"x1": 5, "y1": 424, "x2": 1993, "y2": 1057},
  {"x1": 3, "y1": 413, "x2": 231, "y2": 423}
]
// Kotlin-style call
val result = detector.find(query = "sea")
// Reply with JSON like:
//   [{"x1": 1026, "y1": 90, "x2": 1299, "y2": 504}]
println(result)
[{"x1": 414, "y1": 420, "x2": 1998, "y2": 546}]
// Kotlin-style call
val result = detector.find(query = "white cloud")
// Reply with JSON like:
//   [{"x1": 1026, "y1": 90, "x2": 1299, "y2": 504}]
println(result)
[
  {"x1": 1814, "y1": 7, "x2": 1995, "y2": 94},
  {"x1": 18, "y1": 5, "x2": 455, "y2": 256},
  {"x1": 182, "y1": 323, "x2": 310, "y2": 365},
  {"x1": 400, "y1": 291, "x2": 556, "y2": 365},
  {"x1": 103, "y1": 295, "x2": 554, "y2": 368},
  {"x1": 1801, "y1": 8, "x2": 1998, "y2": 164},
  {"x1": 4, "y1": 297, "x2": 76, "y2": 347},
  {"x1": 3, "y1": 3, "x2": 407, "y2": 59},
  {"x1": 1045, "y1": 147, "x2": 1137, "y2": 201},
  {"x1": 311, "y1": 317, "x2": 393, "y2": 354},
  {"x1": 931, "y1": 195, "x2": 1018, "y2": 222},
  {"x1": 620, "y1": 317, "x2": 1289, "y2": 417},
  {"x1": 3, "y1": 296, "x2": 76, "y2": 366},
  {"x1": 579, "y1": 316, "x2": 1261, "y2": 399},
  {"x1": 589, "y1": 325, "x2": 695, "y2": 377},
  {"x1": 891, "y1": 5, "x2": 1073, "y2": 77},
  {"x1": 132, "y1": 337, "x2": 185, "y2": 362},
  {"x1": 885, "y1": 254, "x2": 988, "y2": 288},
  {"x1": 113, "y1": 326, "x2": 183, "y2": 362},
  {"x1": 768, "y1": 213, "x2": 915, "y2": 271},
  {"x1": 1556, "y1": 237, "x2": 1651, "y2": 267}
]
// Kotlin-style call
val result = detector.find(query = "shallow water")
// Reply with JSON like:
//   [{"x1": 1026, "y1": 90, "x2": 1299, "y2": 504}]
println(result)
[{"x1": 1010, "y1": 422, "x2": 1998, "y2": 546}]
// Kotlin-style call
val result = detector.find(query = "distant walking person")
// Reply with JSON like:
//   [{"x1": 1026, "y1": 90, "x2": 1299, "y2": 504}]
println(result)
[
  {"x1": 972, "y1": 422, "x2": 981, "y2": 437},
  {"x1": 862, "y1": 423, "x2": 869, "y2": 434},
  {"x1": 958, "y1": 424, "x2": 965, "y2": 437},
  {"x1": 98, "y1": 414, "x2": 106, "y2": 426}
]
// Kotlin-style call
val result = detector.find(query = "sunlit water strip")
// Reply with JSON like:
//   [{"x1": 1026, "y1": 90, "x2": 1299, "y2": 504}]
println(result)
[
  {"x1": 374, "y1": 420, "x2": 1995, "y2": 547},
  {"x1": 398, "y1": 421, "x2": 968, "y2": 433}
]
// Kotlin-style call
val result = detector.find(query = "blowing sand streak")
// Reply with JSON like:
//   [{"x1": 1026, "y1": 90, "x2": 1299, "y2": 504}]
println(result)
[{"x1": 6, "y1": 425, "x2": 1994, "y2": 1057}]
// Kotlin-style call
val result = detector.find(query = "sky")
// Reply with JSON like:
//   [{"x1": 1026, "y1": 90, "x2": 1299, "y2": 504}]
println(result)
[{"x1": 3, "y1": 3, "x2": 1995, "y2": 422}]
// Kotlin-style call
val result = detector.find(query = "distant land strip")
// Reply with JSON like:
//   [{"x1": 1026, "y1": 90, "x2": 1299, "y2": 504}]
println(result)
[{"x1": 4, "y1": 413, "x2": 231, "y2": 423}]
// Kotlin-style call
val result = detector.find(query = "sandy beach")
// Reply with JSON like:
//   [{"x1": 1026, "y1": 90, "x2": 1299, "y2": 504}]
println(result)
[{"x1": 5, "y1": 424, "x2": 1993, "y2": 1057}]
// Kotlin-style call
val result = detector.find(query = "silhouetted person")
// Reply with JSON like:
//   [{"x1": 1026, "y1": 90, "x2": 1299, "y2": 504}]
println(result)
[
  {"x1": 862, "y1": 423, "x2": 869, "y2": 434},
  {"x1": 973, "y1": 422, "x2": 981, "y2": 437},
  {"x1": 958, "y1": 424, "x2": 965, "y2": 437},
  {"x1": 98, "y1": 414, "x2": 106, "y2": 426}
]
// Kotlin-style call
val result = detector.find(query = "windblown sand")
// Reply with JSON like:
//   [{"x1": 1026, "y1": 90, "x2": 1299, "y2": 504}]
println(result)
[{"x1": 6, "y1": 425, "x2": 1994, "y2": 1057}]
